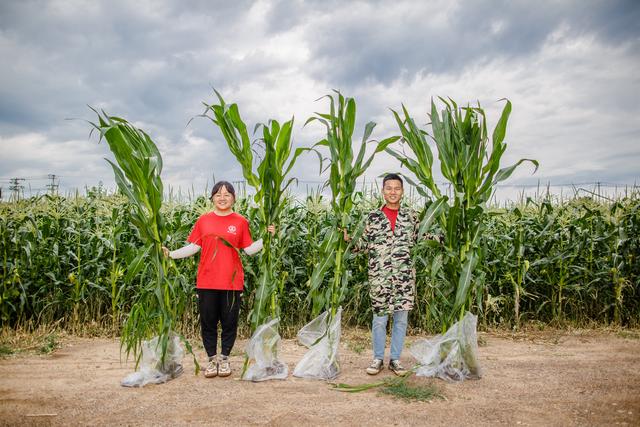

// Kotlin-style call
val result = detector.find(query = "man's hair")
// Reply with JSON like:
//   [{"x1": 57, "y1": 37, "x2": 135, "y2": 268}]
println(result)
[
  {"x1": 382, "y1": 173, "x2": 403, "y2": 188},
  {"x1": 211, "y1": 180, "x2": 236, "y2": 199}
]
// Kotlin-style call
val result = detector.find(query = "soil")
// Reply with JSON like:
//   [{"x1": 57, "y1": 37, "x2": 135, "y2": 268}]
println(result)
[{"x1": 0, "y1": 329, "x2": 639, "y2": 426}]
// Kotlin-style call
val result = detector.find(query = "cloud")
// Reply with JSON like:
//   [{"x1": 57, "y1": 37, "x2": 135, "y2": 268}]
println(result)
[
  {"x1": 0, "y1": 131, "x2": 112, "y2": 193},
  {"x1": 0, "y1": 0, "x2": 638, "y2": 202}
]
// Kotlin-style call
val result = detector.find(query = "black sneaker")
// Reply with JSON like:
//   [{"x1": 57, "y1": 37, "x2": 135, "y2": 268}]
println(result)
[{"x1": 389, "y1": 359, "x2": 407, "y2": 376}]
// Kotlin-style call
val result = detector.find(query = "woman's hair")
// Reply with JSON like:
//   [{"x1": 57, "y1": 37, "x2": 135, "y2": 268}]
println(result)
[{"x1": 210, "y1": 181, "x2": 236, "y2": 200}]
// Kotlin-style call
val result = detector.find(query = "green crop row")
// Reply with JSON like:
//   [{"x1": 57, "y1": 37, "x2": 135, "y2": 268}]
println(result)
[{"x1": 1, "y1": 189, "x2": 638, "y2": 334}]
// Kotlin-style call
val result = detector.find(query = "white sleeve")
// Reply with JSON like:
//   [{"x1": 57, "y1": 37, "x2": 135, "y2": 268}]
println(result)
[
  {"x1": 243, "y1": 239, "x2": 263, "y2": 256},
  {"x1": 169, "y1": 243, "x2": 201, "y2": 259}
]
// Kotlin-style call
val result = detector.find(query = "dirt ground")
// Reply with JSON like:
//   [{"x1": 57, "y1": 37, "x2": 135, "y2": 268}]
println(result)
[{"x1": 0, "y1": 328, "x2": 639, "y2": 426}]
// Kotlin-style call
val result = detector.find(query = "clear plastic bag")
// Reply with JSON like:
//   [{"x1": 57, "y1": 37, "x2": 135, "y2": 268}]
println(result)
[
  {"x1": 410, "y1": 311, "x2": 482, "y2": 382},
  {"x1": 293, "y1": 308, "x2": 341, "y2": 380},
  {"x1": 296, "y1": 310, "x2": 329, "y2": 348},
  {"x1": 242, "y1": 318, "x2": 288, "y2": 382},
  {"x1": 121, "y1": 334, "x2": 184, "y2": 387}
]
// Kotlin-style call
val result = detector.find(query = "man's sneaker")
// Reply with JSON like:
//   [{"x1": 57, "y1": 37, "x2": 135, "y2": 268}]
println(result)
[
  {"x1": 204, "y1": 356, "x2": 218, "y2": 378},
  {"x1": 389, "y1": 359, "x2": 407, "y2": 376},
  {"x1": 218, "y1": 355, "x2": 232, "y2": 377},
  {"x1": 365, "y1": 359, "x2": 384, "y2": 375}
]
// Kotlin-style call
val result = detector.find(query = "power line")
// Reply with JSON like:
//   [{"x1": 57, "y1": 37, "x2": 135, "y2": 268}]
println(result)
[
  {"x1": 1, "y1": 174, "x2": 638, "y2": 202},
  {"x1": 0, "y1": 175, "x2": 53, "y2": 181},
  {"x1": 46, "y1": 174, "x2": 59, "y2": 195},
  {"x1": 9, "y1": 178, "x2": 25, "y2": 201}
]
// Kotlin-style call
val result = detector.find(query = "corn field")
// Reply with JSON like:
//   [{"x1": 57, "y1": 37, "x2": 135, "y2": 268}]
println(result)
[{"x1": 1, "y1": 188, "x2": 638, "y2": 333}]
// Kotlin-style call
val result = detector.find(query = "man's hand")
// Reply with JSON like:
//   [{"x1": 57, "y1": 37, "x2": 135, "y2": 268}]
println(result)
[
  {"x1": 161, "y1": 246, "x2": 170, "y2": 258},
  {"x1": 267, "y1": 224, "x2": 276, "y2": 235},
  {"x1": 343, "y1": 228, "x2": 351, "y2": 242}
]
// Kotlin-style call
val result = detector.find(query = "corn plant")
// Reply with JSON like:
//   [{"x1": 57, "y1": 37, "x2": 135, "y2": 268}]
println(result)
[
  {"x1": 305, "y1": 91, "x2": 399, "y2": 319},
  {"x1": 482, "y1": 205, "x2": 532, "y2": 330},
  {"x1": 518, "y1": 197, "x2": 639, "y2": 325},
  {"x1": 89, "y1": 110, "x2": 196, "y2": 370},
  {"x1": 201, "y1": 91, "x2": 309, "y2": 377},
  {"x1": 388, "y1": 98, "x2": 538, "y2": 329},
  {"x1": 202, "y1": 90, "x2": 309, "y2": 325}
]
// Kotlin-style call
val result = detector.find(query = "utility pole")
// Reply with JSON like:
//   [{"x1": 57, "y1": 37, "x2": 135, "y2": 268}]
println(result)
[
  {"x1": 46, "y1": 174, "x2": 59, "y2": 195},
  {"x1": 9, "y1": 178, "x2": 25, "y2": 201}
]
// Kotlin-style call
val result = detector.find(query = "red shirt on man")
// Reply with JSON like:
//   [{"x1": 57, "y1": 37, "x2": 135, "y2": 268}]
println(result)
[
  {"x1": 188, "y1": 212, "x2": 253, "y2": 290},
  {"x1": 382, "y1": 205, "x2": 399, "y2": 232}
]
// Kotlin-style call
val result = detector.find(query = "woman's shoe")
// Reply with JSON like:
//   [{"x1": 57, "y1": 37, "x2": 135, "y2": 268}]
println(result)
[
  {"x1": 218, "y1": 355, "x2": 232, "y2": 377},
  {"x1": 204, "y1": 355, "x2": 218, "y2": 378}
]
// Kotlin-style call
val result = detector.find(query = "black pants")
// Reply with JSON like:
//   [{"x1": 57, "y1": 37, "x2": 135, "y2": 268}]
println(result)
[{"x1": 197, "y1": 289, "x2": 242, "y2": 357}]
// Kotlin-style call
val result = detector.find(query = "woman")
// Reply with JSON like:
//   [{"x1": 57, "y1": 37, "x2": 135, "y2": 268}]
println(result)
[{"x1": 163, "y1": 181, "x2": 273, "y2": 378}]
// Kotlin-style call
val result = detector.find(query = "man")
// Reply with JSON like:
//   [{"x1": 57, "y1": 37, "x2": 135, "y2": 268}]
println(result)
[{"x1": 346, "y1": 173, "x2": 439, "y2": 376}]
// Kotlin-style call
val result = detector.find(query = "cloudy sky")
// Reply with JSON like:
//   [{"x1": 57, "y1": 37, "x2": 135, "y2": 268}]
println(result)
[{"x1": 1, "y1": 0, "x2": 639, "y2": 202}]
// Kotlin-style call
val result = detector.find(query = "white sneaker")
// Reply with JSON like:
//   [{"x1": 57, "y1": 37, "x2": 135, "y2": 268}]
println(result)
[
  {"x1": 365, "y1": 359, "x2": 384, "y2": 375},
  {"x1": 218, "y1": 355, "x2": 231, "y2": 377},
  {"x1": 204, "y1": 356, "x2": 218, "y2": 378}
]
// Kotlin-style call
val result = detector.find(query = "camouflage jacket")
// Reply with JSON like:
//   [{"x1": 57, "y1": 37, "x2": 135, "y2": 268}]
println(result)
[{"x1": 356, "y1": 207, "x2": 418, "y2": 315}]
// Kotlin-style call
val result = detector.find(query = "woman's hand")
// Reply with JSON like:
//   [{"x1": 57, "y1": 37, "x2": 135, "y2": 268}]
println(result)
[
  {"x1": 343, "y1": 228, "x2": 351, "y2": 242},
  {"x1": 161, "y1": 246, "x2": 170, "y2": 258},
  {"x1": 267, "y1": 224, "x2": 276, "y2": 235}
]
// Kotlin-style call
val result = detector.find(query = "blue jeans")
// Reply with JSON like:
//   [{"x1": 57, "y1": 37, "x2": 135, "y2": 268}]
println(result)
[{"x1": 372, "y1": 310, "x2": 408, "y2": 361}]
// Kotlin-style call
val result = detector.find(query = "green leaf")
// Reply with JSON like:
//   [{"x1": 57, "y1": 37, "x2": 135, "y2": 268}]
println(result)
[
  {"x1": 417, "y1": 196, "x2": 448, "y2": 239},
  {"x1": 453, "y1": 251, "x2": 479, "y2": 313}
]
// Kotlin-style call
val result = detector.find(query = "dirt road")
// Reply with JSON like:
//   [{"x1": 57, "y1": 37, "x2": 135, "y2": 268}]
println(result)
[{"x1": 0, "y1": 329, "x2": 638, "y2": 426}]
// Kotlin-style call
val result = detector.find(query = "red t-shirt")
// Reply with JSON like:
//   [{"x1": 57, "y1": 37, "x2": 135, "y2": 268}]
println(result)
[
  {"x1": 187, "y1": 212, "x2": 253, "y2": 290},
  {"x1": 382, "y1": 205, "x2": 399, "y2": 232}
]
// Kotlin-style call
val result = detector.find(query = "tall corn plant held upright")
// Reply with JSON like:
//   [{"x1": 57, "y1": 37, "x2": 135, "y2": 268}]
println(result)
[
  {"x1": 201, "y1": 91, "x2": 308, "y2": 361},
  {"x1": 305, "y1": 91, "x2": 400, "y2": 319},
  {"x1": 388, "y1": 98, "x2": 538, "y2": 329},
  {"x1": 90, "y1": 110, "x2": 196, "y2": 370}
]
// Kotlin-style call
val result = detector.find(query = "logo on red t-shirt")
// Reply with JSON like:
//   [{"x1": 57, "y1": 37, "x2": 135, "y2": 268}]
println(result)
[{"x1": 227, "y1": 225, "x2": 237, "y2": 235}]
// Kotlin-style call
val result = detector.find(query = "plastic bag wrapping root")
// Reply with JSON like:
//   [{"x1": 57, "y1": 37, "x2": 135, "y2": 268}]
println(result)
[
  {"x1": 293, "y1": 308, "x2": 341, "y2": 380},
  {"x1": 121, "y1": 334, "x2": 184, "y2": 387},
  {"x1": 242, "y1": 318, "x2": 289, "y2": 382},
  {"x1": 410, "y1": 312, "x2": 482, "y2": 382}
]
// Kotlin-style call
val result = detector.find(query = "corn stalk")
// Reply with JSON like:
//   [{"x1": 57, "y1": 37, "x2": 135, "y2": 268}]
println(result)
[
  {"x1": 89, "y1": 110, "x2": 197, "y2": 370},
  {"x1": 201, "y1": 91, "x2": 308, "y2": 376},
  {"x1": 305, "y1": 91, "x2": 399, "y2": 320},
  {"x1": 388, "y1": 98, "x2": 538, "y2": 329}
]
